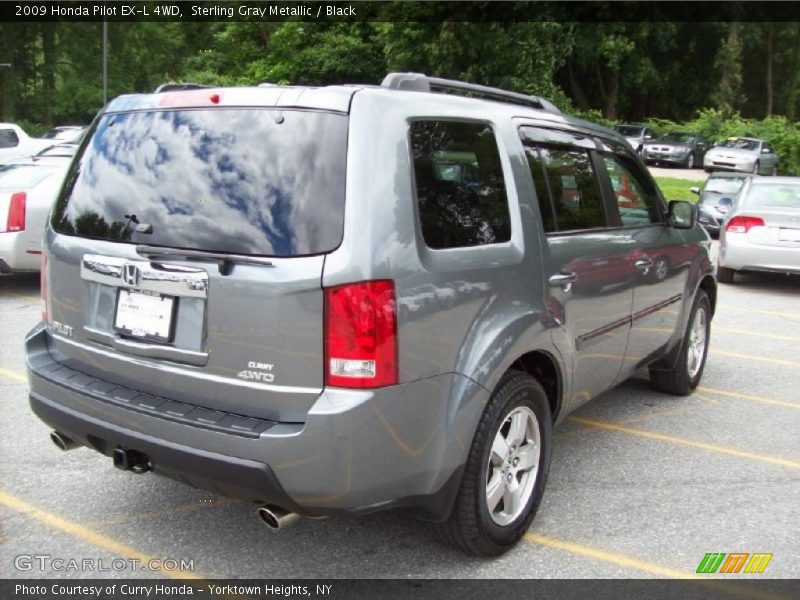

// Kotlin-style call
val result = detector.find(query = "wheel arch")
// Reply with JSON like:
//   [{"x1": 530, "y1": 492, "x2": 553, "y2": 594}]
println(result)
[{"x1": 508, "y1": 350, "x2": 563, "y2": 423}]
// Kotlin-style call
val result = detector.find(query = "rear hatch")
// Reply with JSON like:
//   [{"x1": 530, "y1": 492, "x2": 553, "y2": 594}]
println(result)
[{"x1": 45, "y1": 104, "x2": 349, "y2": 422}]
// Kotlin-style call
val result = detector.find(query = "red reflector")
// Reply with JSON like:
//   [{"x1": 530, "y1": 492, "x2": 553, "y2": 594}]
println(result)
[
  {"x1": 324, "y1": 280, "x2": 398, "y2": 389},
  {"x1": 210, "y1": 93, "x2": 220, "y2": 104},
  {"x1": 726, "y1": 215, "x2": 765, "y2": 234},
  {"x1": 6, "y1": 192, "x2": 26, "y2": 232}
]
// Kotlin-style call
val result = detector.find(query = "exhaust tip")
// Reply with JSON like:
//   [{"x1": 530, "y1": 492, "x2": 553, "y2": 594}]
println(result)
[
  {"x1": 50, "y1": 431, "x2": 79, "y2": 451},
  {"x1": 257, "y1": 506, "x2": 282, "y2": 530},
  {"x1": 257, "y1": 505, "x2": 300, "y2": 532}
]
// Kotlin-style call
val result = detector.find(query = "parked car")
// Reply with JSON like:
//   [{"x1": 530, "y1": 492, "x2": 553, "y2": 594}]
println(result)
[
  {"x1": 26, "y1": 74, "x2": 715, "y2": 557},
  {"x1": 41, "y1": 126, "x2": 87, "y2": 144},
  {"x1": 613, "y1": 123, "x2": 656, "y2": 154},
  {"x1": 11, "y1": 143, "x2": 79, "y2": 166},
  {"x1": 717, "y1": 176, "x2": 800, "y2": 283},
  {"x1": 703, "y1": 137, "x2": 779, "y2": 175},
  {"x1": 0, "y1": 160, "x2": 70, "y2": 273},
  {"x1": 642, "y1": 131, "x2": 711, "y2": 169},
  {"x1": 692, "y1": 172, "x2": 753, "y2": 237},
  {"x1": 0, "y1": 123, "x2": 51, "y2": 165}
]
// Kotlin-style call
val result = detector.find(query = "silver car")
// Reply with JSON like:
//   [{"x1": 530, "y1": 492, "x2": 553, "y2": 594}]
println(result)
[
  {"x1": 717, "y1": 176, "x2": 800, "y2": 283},
  {"x1": 25, "y1": 74, "x2": 715, "y2": 556},
  {"x1": 703, "y1": 137, "x2": 779, "y2": 175},
  {"x1": 613, "y1": 123, "x2": 655, "y2": 154},
  {"x1": 0, "y1": 161, "x2": 70, "y2": 273}
]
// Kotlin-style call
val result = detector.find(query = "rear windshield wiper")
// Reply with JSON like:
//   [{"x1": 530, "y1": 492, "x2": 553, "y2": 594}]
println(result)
[{"x1": 136, "y1": 245, "x2": 274, "y2": 276}]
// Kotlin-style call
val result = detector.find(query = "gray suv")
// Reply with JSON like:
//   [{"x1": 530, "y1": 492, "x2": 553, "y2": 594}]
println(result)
[{"x1": 26, "y1": 73, "x2": 716, "y2": 556}]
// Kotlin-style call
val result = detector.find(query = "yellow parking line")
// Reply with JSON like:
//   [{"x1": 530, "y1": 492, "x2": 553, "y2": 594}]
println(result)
[
  {"x1": 567, "y1": 417, "x2": 800, "y2": 470},
  {"x1": 524, "y1": 533, "x2": 791, "y2": 600},
  {"x1": 718, "y1": 304, "x2": 800, "y2": 320},
  {"x1": 0, "y1": 365, "x2": 26, "y2": 384},
  {"x1": 710, "y1": 349, "x2": 800, "y2": 368},
  {"x1": 697, "y1": 385, "x2": 800, "y2": 410},
  {"x1": 714, "y1": 326, "x2": 800, "y2": 343},
  {"x1": 0, "y1": 489, "x2": 202, "y2": 580}
]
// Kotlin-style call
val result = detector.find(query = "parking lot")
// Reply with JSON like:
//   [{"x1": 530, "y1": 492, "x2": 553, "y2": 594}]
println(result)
[{"x1": 1, "y1": 268, "x2": 798, "y2": 580}]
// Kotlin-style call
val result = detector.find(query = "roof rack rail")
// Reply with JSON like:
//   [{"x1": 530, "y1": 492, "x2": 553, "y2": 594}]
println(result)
[
  {"x1": 380, "y1": 72, "x2": 561, "y2": 114},
  {"x1": 153, "y1": 82, "x2": 213, "y2": 93}
]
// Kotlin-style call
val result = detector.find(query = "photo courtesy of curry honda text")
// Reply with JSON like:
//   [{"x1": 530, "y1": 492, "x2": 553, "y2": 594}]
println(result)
[{"x1": 26, "y1": 74, "x2": 716, "y2": 556}]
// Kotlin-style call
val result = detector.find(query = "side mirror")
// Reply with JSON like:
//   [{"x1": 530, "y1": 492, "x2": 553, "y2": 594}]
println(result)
[
  {"x1": 689, "y1": 186, "x2": 701, "y2": 195},
  {"x1": 667, "y1": 200, "x2": 695, "y2": 229}
]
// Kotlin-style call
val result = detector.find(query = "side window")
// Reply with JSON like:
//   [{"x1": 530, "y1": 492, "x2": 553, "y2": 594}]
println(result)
[
  {"x1": 410, "y1": 120, "x2": 511, "y2": 249},
  {"x1": 0, "y1": 129, "x2": 20, "y2": 148},
  {"x1": 525, "y1": 145, "x2": 606, "y2": 232},
  {"x1": 603, "y1": 154, "x2": 662, "y2": 226}
]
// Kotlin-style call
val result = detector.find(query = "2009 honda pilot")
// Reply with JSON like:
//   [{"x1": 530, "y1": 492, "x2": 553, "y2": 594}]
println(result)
[{"x1": 26, "y1": 73, "x2": 715, "y2": 556}]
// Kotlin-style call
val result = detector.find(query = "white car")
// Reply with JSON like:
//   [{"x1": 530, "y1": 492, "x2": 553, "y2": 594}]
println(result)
[
  {"x1": 0, "y1": 123, "x2": 51, "y2": 165},
  {"x1": 0, "y1": 161, "x2": 70, "y2": 273},
  {"x1": 703, "y1": 137, "x2": 779, "y2": 175}
]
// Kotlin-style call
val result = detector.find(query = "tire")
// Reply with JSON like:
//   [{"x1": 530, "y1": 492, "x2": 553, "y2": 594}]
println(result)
[
  {"x1": 717, "y1": 265, "x2": 735, "y2": 284},
  {"x1": 753, "y1": 161, "x2": 760, "y2": 175},
  {"x1": 650, "y1": 290, "x2": 711, "y2": 396},
  {"x1": 686, "y1": 154, "x2": 695, "y2": 169},
  {"x1": 436, "y1": 370, "x2": 552, "y2": 556}
]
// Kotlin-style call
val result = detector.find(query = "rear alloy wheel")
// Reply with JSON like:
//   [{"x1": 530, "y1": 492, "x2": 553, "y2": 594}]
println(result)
[
  {"x1": 650, "y1": 290, "x2": 711, "y2": 396},
  {"x1": 753, "y1": 161, "x2": 760, "y2": 174},
  {"x1": 436, "y1": 371, "x2": 552, "y2": 556},
  {"x1": 717, "y1": 265, "x2": 735, "y2": 284},
  {"x1": 686, "y1": 154, "x2": 695, "y2": 169}
]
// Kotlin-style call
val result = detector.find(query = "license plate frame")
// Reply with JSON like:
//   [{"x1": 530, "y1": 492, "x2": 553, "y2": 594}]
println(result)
[
  {"x1": 114, "y1": 288, "x2": 176, "y2": 343},
  {"x1": 778, "y1": 228, "x2": 800, "y2": 242}
]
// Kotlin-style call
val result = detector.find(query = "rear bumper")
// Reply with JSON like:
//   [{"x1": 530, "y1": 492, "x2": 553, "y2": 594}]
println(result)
[
  {"x1": 25, "y1": 324, "x2": 485, "y2": 520},
  {"x1": 0, "y1": 232, "x2": 39, "y2": 272},
  {"x1": 719, "y1": 237, "x2": 800, "y2": 273}
]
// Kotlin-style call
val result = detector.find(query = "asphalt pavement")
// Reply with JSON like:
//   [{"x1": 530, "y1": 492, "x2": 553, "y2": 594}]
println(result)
[{"x1": 1, "y1": 270, "x2": 798, "y2": 581}]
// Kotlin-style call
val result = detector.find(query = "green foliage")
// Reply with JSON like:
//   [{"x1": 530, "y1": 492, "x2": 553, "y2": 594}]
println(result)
[{"x1": 653, "y1": 176, "x2": 704, "y2": 203}]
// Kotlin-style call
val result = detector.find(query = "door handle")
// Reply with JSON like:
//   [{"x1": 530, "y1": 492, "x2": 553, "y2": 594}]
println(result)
[{"x1": 548, "y1": 271, "x2": 577, "y2": 291}]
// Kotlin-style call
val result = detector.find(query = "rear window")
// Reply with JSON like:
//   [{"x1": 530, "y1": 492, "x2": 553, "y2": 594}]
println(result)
[
  {"x1": 52, "y1": 109, "x2": 348, "y2": 257},
  {"x1": 744, "y1": 184, "x2": 800, "y2": 209}
]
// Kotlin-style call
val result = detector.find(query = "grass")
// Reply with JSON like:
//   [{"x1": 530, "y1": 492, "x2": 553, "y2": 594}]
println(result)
[{"x1": 653, "y1": 176, "x2": 705, "y2": 202}]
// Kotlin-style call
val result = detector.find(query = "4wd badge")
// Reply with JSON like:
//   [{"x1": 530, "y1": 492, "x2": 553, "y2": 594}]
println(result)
[{"x1": 237, "y1": 361, "x2": 275, "y2": 384}]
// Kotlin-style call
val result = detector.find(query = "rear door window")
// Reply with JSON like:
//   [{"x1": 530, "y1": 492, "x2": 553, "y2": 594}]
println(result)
[
  {"x1": 0, "y1": 129, "x2": 20, "y2": 148},
  {"x1": 52, "y1": 109, "x2": 348, "y2": 257},
  {"x1": 410, "y1": 120, "x2": 511, "y2": 249}
]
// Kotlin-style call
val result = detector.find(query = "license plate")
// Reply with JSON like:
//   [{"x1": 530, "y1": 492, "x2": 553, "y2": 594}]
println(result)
[
  {"x1": 114, "y1": 289, "x2": 175, "y2": 342},
  {"x1": 778, "y1": 228, "x2": 800, "y2": 242}
]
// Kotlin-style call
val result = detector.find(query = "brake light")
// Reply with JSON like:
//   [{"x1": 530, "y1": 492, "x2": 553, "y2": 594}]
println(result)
[
  {"x1": 6, "y1": 192, "x2": 26, "y2": 232},
  {"x1": 40, "y1": 251, "x2": 48, "y2": 322},
  {"x1": 324, "y1": 280, "x2": 398, "y2": 389},
  {"x1": 725, "y1": 215, "x2": 765, "y2": 234}
]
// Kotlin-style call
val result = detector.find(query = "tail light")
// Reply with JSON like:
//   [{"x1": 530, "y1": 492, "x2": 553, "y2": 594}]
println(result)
[
  {"x1": 726, "y1": 215, "x2": 765, "y2": 234},
  {"x1": 41, "y1": 251, "x2": 48, "y2": 322},
  {"x1": 324, "y1": 280, "x2": 397, "y2": 389},
  {"x1": 5, "y1": 192, "x2": 26, "y2": 232}
]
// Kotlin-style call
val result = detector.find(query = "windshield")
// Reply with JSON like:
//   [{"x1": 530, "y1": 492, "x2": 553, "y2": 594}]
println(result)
[
  {"x1": 744, "y1": 183, "x2": 800, "y2": 209},
  {"x1": 660, "y1": 132, "x2": 695, "y2": 144},
  {"x1": 52, "y1": 109, "x2": 348, "y2": 257},
  {"x1": 614, "y1": 125, "x2": 644, "y2": 137},
  {"x1": 719, "y1": 138, "x2": 759, "y2": 151},
  {"x1": 703, "y1": 176, "x2": 748, "y2": 195}
]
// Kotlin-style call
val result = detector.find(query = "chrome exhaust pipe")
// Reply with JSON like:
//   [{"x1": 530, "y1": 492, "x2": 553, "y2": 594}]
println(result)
[
  {"x1": 50, "y1": 431, "x2": 80, "y2": 451},
  {"x1": 257, "y1": 505, "x2": 300, "y2": 531}
]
